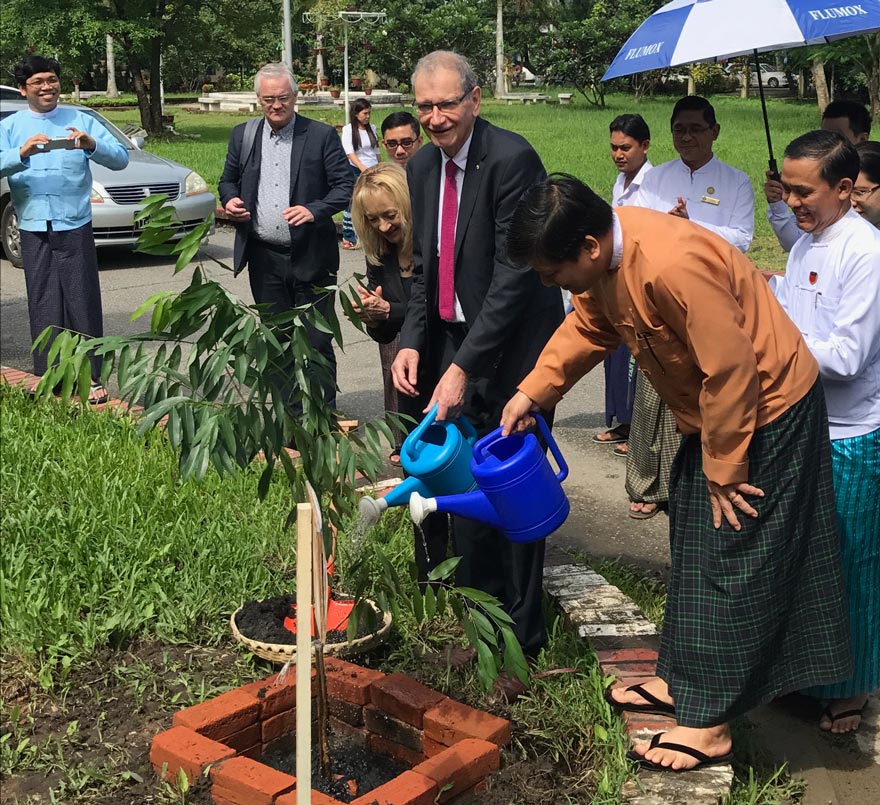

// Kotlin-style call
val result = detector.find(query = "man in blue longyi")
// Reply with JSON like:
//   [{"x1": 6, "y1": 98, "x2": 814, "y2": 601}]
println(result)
[{"x1": 0, "y1": 55, "x2": 129, "y2": 402}]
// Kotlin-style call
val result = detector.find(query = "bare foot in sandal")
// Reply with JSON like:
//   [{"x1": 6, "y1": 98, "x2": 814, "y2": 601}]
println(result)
[
  {"x1": 609, "y1": 676, "x2": 674, "y2": 710},
  {"x1": 819, "y1": 694, "x2": 869, "y2": 734}
]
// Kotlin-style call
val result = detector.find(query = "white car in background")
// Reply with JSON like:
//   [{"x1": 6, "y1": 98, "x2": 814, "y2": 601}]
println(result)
[
  {"x1": 749, "y1": 64, "x2": 790, "y2": 88},
  {"x1": 1, "y1": 97, "x2": 215, "y2": 267}
]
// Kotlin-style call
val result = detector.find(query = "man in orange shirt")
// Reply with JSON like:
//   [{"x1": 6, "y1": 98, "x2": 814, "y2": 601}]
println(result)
[{"x1": 500, "y1": 174, "x2": 850, "y2": 771}]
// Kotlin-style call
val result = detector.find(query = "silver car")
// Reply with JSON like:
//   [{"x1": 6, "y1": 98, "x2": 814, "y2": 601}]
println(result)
[{"x1": 1, "y1": 97, "x2": 215, "y2": 267}]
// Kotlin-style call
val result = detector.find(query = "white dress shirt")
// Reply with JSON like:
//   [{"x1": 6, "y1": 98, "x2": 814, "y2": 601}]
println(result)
[
  {"x1": 632, "y1": 155, "x2": 755, "y2": 253},
  {"x1": 612, "y1": 159, "x2": 652, "y2": 207},
  {"x1": 436, "y1": 132, "x2": 473, "y2": 324},
  {"x1": 772, "y1": 208, "x2": 880, "y2": 440}
]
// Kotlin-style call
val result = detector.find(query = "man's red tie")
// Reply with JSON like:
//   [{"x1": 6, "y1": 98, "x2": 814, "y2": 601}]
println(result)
[{"x1": 439, "y1": 159, "x2": 458, "y2": 321}]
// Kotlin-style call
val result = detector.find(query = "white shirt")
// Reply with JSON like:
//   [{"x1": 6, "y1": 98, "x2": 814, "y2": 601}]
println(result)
[
  {"x1": 435, "y1": 132, "x2": 473, "y2": 324},
  {"x1": 772, "y1": 208, "x2": 880, "y2": 439},
  {"x1": 767, "y1": 200, "x2": 800, "y2": 252},
  {"x1": 612, "y1": 159, "x2": 652, "y2": 207},
  {"x1": 632, "y1": 156, "x2": 755, "y2": 253},
  {"x1": 341, "y1": 123, "x2": 380, "y2": 168}
]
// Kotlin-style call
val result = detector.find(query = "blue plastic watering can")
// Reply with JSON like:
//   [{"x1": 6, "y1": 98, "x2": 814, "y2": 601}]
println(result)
[
  {"x1": 409, "y1": 414, "x2": 569, "y2": 543},
  {"x1": 358, "y1": 403, "x2": 478, "y2": 527}
]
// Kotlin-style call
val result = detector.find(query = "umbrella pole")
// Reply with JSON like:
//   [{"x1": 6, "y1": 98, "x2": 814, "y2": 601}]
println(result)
[{"x1": 753, "y1": 49, "x2": 779, "y2": 179}]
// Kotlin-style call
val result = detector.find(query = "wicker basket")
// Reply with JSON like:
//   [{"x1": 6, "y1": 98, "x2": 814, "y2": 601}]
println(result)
[{"x1": 229, "y1": 597, "x2": 392, "y2": 664}]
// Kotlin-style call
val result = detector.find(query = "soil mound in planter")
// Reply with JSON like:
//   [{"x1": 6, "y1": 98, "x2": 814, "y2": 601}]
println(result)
[
  {"x1": 262, "y1": 731, "x2": 406, "y2": 802},
  {"x1": 234, "y1": 594, "x2": 378, "y2": 645}
]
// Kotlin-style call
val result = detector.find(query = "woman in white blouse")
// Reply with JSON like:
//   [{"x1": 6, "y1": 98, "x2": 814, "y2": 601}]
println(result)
[{"x1": 341, "y1": 98, "x2": 380, "y2": 249}]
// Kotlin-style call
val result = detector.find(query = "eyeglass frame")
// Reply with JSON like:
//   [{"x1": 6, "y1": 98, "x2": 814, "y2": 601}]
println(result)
[
  {"x1": 382, "y1": 137, "x2": 418, "y2": 150},
  {"x1": 670, "y1": 124, "x2": 715, "y2": 137},
  {"x1": 413, "y1": 90, "x2": 471, "y2": 117},
  {"x1": 258, "y1": 93, "x2": 295, "y2": 106},
  {"x1": 851, "y1": 183, "x2": 880, "y2": 201},
  {"x1": 25, "y1": 76, "x2": 61, "y2": 88}
]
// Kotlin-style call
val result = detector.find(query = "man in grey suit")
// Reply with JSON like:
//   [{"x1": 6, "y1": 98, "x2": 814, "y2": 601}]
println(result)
[
  {"x1": 391, "y1": 51, "x2": 564, "y2": 669},
  {"x1": 218, "y1": 63, "x2": 353, "y2": 409}
]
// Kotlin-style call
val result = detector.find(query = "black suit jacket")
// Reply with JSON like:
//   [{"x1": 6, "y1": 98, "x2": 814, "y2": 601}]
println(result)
[
  {"x1": 218, "y1": 115, "x2": 353, "y2": 281},
  {"x1": 401, "y1": 117, "x2": 563, "y2": 397}
]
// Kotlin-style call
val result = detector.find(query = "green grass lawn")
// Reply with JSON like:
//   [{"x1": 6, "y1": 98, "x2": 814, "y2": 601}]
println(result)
[{"x1": 102, "y1": 91, "x2": 820, "y2": 271}]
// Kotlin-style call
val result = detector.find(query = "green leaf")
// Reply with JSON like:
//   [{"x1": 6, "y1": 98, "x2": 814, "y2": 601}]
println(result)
[
  {"x1": 130, "y1": 291, "x2": 175, "y2": 323},
  {"x1": 475, "y1": 639, "x2": 498, "y2": 692},
  {"x1": 427, "y1": 556, "x2": 460, "y2": 582},
  {"x1": 424, "y1": 584, "x2": 436, "y2": 620},
  {"x1": 258, "y1": 460, "x2": 273, "y2": 500}
]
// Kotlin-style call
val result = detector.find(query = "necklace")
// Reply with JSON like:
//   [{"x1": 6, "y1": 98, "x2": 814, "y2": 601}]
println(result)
[{"x1": 399, "y1": 259, "x2": 414, "y2": 276}]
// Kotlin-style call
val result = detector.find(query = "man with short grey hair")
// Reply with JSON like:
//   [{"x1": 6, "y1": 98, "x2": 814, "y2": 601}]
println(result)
[
  {"x1": 219, "y1": 62, "x2": 353, "y2": 410},
  {"x1": 391, "y1": 50, "x2": 564, "y2": 675}
]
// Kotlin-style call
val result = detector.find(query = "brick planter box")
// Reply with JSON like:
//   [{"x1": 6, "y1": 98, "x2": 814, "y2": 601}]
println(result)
[{"x1": 150, "y1": 657, "x2": 510, "y2": 804}]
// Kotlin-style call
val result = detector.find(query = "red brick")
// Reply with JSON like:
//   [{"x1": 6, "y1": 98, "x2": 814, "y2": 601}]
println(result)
[
  {"x1": 602, "y1": 661, "x2": 658, "y2": 679},
  {"x1": 324, "y1": 658, "x2": 385, "y2": 705},
  {"x1": 368, "y1": 733, "x2": 426, "y2": 767},
  {"x1": 370, "y1": 673, "x2": 446, "y2": 728},
  {"x1": 350, "y1": 770, "x2": 438, "y2": 805},
  {"x1": 240, "y1": 670, "x2": 317, "y2": 720},
  {"x1": 329, "y1": 716, "x2": 370, "y2": 749},
  {"x1": 422, "y1": 736, "x2": 448, "y2": 758},
  {"x1": 595, "y1": 648, "x2": 658, "y2": 664},
  {"x1": 423, "y1": 699, "x2": 511, "y2": 747},
  {"x1": 411, "y1": 739, "x2": 499, "y2": 802},
  {"x1": 150, "y1": 726, "x2": 236, "y2": 784},
  {"x1": 328, "y1": 696, "x2": 364, "y2": 726},
  {"x1": 625, "y1": 719, "x2": 675, "y2": 734},
  {"x1": 173, "y1": 689, "x2": 260, "y2": 741},
  {"x1": 237, "y1": 744, "x2": 263, "y2": 760},
  {"x1": 262, "y1": 709, "x2": 297, "y2": 744},
  {"x1": 277, "y1": 791, "x2": 346, "y2": 805},
  {"x1": 364, "y1": 705, "x2": 424, "y2": 752},
  {"x1": 210, "y1": 756, "x2": 295, "y2": 805},
  {"x1": 210, "y1": 787, "x2": 242, "y2": 805},
  {"x1": 222, "y1": 723, "x2": 261, "y2": 753}
]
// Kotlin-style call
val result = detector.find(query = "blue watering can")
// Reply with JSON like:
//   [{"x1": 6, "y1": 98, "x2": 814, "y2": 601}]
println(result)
[
  {"x1": 409, "y1": 414, "x2": 569, "y2": 543},
  {"x1": 358, "y1": 403, "x2": 479, "y2": 527}
]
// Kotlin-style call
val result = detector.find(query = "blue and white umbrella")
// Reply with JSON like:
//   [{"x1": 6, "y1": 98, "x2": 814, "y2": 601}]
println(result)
[
  {"x1": 603, "y1": 0, "x2": 880, "y2": 80},
  {"x1": 602, "y1": 0, "x2": 880, "y2": 171}
]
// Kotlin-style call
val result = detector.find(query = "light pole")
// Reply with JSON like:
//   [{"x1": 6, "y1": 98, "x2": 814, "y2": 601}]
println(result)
[
  {"x1": 303, "y1": 9, "x2": 386, "y2": 114},
  {"x1": 282, "y1": 0, "x2": 293, "y2": 66}
]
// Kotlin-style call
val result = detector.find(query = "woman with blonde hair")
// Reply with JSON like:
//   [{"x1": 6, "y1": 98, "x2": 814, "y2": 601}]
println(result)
[
  {"x1": 350, "y1": 164, "x2": 425, "y2": 463},
  {"x1": 350, "y1": 164, "x2": 446, "y2": 580}
]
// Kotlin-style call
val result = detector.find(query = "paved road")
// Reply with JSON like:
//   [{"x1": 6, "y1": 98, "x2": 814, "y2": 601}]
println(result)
[
  {"x1": 0, "y1": 225, "x2": 671, "y2": 575},
  {"x1": 2, "y1": 227, "x2": 877, "y2": 800}
]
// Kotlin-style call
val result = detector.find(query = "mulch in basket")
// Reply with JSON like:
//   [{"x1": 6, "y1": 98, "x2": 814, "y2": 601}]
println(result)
[{"x1": 234, "y1": 594, "x2": 379, "y2": 645}]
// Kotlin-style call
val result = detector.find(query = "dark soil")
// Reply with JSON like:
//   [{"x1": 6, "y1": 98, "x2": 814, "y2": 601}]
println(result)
[
  {"x1": 234, "y1": 594, "x2": 380, "y2": 646},
  {"x1": 261, "y1": 731, "x2": 406, "y2": 802}
]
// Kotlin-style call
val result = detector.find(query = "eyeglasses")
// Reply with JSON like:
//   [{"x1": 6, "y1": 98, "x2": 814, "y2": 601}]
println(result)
[
  {"x1": 26, "y1": 77, "x2": 60, "y2": 88},
  {"x1": 383, "y1": 137, "x2": 418, "y2": 150},
  {"x1": 259, "y1": 94, "x2": 293, "y2": 105},
  {"x1": 671, "y1": 125, "x2": 713, "y2": 137},
  {"x1": 414, "y1": 91, "x2": 470, "y2": 116},
  {"x1": 852, "y1": 184, "x2": 880, "y2": 200}
]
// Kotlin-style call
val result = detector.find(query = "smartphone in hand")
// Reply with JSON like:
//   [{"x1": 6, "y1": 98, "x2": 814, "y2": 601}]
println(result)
[{"x1": 39, "y1": 138, "x2": 78, "y2": 151}]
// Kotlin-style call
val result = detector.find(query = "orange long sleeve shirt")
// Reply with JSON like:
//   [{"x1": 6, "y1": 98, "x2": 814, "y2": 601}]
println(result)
[{"x1": 519, "y1": 207, "x2": 819, "y2": 486}]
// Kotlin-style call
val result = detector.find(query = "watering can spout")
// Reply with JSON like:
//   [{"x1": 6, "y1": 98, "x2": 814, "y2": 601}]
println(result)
[
  {"x1": 410, "y1": 490, "x2": 504, "y2": 531},
  {"x1": 360, "y1": 477, "x2": 433, "y2": 529}
]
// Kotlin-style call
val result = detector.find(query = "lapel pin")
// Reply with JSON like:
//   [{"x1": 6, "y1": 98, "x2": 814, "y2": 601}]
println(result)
[{"x1": 809, "y1": 271, "x2": 818, "y2": 285}]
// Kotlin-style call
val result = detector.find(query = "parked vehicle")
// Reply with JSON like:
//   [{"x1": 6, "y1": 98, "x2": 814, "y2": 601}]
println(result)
[
  {"x1": 0, "y1": 85, "x2": 22, "y2": 100},
  {"x1": 729, "y1": 63, "x2": 790, "y2": 88},
  {"x1": 1, "y1": 98, "x2": 215, "y2": 267}
]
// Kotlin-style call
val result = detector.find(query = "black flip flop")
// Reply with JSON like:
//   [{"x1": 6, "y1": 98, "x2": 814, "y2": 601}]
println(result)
[
  {"x1": 626, "y1": 732, "x2": 734, "y2": 771},
  {"x1": 820, "y1": 702, "x2": 867, "y2": 732},
  {"x1": 604, "y1": 682, "x2": 676, "y2": 716},
  {"x1": 592, "y1": 426, "x2": 629, "y2": 444}
]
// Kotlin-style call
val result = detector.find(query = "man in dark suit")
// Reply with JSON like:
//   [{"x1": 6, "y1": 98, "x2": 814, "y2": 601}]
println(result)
[
  {"x1": 391, "y1": 51, "x2": 564, "y2": 665},
  {"x1": 218, "y1": 63, "x2": 353, "y2": 409}
]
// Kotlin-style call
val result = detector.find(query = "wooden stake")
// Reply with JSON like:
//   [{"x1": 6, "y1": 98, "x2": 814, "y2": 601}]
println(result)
[{"x1": 295, "y1": 502, "x2": 313, "y2": 805}]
